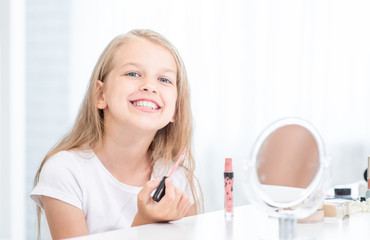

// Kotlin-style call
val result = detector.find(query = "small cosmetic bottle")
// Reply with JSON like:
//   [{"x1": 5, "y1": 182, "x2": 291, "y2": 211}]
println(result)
[
  {"x1": 224, "y1": 158, "x2": 234, "y2": 218},
  {"x1": 366, "y1": 156, "x2": 370, "y2": 199}
]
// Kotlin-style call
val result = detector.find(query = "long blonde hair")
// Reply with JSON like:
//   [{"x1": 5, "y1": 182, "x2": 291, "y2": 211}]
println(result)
[{"x1": 34, "y1": 29, "x2": 203, "y2": 238}]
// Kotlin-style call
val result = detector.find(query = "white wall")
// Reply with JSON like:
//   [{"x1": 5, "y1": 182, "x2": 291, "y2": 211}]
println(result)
[
  {"x1": 0, "y1": 0, "x2": 25, "y2": 239},
  {"x1": 0, "y1": 0, "x2": 11, "y2": 237}
]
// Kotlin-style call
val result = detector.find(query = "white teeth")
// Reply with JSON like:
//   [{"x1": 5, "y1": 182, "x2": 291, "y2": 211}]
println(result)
[{"x1": 133, "y1": 100, "x2": 159, "y2": 110}]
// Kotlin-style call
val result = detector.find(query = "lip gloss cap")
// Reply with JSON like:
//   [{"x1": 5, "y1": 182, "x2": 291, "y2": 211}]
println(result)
[{"x1": 225, "y1": 158, "x2": 232, "y2": 172}]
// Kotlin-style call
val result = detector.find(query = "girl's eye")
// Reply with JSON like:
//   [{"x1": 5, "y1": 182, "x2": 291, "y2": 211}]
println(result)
[
  {"x1": 159, "y1": 77, "x2": 171, "y2": 84},
  {"x1": 126, "y1": 72, "x2": 140, "y2": 77}
]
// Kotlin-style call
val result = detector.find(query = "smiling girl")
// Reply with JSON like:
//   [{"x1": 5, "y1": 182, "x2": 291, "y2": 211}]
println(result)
[{"x1": 31, "y1": 29, "x2": 202, "y2": 239}]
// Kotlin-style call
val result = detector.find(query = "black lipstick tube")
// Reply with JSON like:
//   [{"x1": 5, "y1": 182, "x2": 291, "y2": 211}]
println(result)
[{"x1": 152, "y1": 176, "x2": 167, "y2": 202}]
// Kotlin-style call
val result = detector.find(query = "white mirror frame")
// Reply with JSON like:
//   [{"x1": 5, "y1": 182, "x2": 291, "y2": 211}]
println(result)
[{"x1": 246, "y1": 117, "x2": 329, "y2": 219}]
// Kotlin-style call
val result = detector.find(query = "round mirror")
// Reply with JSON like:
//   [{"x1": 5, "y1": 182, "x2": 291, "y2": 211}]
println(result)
[
  {"x1": 257, "y1": 124, "x2": 320, "y2": 203},
  {"x1": 245, "y1": 118, "x2": 328, "y2": 239}
]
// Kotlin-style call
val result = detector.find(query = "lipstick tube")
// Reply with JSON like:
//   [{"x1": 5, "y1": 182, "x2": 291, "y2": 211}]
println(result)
[
  {"x1": 368, "y1": 156, "x2": 370, "y2": 189},
  {"x1": 152, "y1": 176, "x2": 167, "y2": 202},
  {"x1": 366, "y1": 156, "x2": 370, "y2": 199},
  {"x1": 224, "y1": 158, "x2": 234, "y2": 218}
]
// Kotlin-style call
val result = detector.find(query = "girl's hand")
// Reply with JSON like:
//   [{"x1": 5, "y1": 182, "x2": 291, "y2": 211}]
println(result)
[{"x1": 131, "y1": 178, "x2": 191, "y2": 226}]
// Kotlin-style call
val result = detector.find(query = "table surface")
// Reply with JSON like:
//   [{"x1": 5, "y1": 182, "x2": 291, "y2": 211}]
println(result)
[{"x1": 70, "y1": 204, "x2": 370, "y2": 240}]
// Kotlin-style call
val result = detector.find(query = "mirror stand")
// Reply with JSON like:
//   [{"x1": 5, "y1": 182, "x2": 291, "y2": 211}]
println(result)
[{"x1": 278, "y1": 215, "x2": 296, "y2": 240}]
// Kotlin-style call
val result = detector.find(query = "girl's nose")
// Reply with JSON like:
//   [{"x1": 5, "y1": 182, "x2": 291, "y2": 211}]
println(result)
[{"x1": 140, "y1": 78, "x2": 158, "y2": 94}]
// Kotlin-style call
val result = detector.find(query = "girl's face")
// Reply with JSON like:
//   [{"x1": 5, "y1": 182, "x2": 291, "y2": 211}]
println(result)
[{"x1": 97, "y1": 37, "x2": 178, "y2": 133}]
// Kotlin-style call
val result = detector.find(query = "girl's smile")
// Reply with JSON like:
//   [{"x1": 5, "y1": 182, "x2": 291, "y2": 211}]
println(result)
[{"x1": 130, "y1": 98, "x2": 161, "y2": 112}]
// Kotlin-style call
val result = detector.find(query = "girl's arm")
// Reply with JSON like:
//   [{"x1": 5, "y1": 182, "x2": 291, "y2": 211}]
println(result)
[{"x1": 42, "y1": 196, "x2": 88, "y2": 239}]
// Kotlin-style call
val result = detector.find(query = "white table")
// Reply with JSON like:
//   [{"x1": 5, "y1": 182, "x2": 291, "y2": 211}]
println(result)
[{"x1": 70, "y1": 204, "x2": 370, "y2": 240}]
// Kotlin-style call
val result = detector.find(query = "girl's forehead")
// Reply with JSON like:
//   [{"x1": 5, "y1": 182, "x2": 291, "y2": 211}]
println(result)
[{"x1": 112, "y1": 37, "x2": 177, "y2": 71}]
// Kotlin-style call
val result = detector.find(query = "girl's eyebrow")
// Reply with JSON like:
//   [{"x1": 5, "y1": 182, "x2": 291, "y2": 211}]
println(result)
[
  {"x1": 119, "y1": 62, "x2": 142, "y2": 70},
  {"x1": 120, "y1": 62, "x2": 177, "y2": 76},
  {"x1": 162, "y1": 70, "x2": 177, "y2": 77}
]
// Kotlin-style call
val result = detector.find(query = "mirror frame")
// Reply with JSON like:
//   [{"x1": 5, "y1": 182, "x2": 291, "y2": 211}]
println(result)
[{"x1": 247, "y1": 118, "x2": 327, "y2": 217}]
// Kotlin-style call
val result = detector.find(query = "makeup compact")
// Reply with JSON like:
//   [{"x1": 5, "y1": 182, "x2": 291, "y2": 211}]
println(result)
[{"x1": 323, "y1": 199, "x2": 350, "y2": 220}]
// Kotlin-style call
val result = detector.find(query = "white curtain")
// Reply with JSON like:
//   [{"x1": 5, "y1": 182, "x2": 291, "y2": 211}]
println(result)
[{"x1": 68, "y1": 0, "x2": 370, "y2": 212}]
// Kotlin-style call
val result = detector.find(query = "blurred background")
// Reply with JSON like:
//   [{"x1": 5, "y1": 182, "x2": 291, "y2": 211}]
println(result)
[{"x1": 1, "y1": 0, "x2": 370, "y2": 239}]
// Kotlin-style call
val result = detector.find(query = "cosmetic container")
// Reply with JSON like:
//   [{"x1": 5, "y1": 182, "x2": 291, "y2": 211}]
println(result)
[
  {"x1": 366, "y1": 156, "x2": 370, "y2": 199},
  {"x1": 224, "y1": 158, "x2": 234, "y2": 219},
  {"x1": 334, "y1": 188, "x2": 352, "y2": 199},
  {"x1": 323, "y1": 199, "x2": 350, "y2": 220}
]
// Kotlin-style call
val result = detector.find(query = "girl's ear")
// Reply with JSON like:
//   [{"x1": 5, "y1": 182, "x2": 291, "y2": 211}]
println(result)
[{"x1": 96, "y1": 80, "x2": 107, "y2": 109}]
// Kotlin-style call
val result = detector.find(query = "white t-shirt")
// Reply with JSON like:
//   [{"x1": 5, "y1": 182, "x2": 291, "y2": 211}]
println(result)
[{"x1": 30, "y1": 150, "x2": 194, "y2": 234}]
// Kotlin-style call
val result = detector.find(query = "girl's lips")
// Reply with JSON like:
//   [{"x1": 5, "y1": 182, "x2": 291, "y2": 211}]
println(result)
[{"x1": 130, "y1": 99, "x2": 161, "y2": 112}]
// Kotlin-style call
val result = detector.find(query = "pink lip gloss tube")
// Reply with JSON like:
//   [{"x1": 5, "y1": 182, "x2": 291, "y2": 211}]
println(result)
[
  {"x1": 367, "y1": 156, "x2": 370, "y2": 190},
  {"x1": 366, "y1": 156, "x2": 370, "y2": 199},
  {"x1": 224, "y1": 158, "x2": 234, "y2": 218}
]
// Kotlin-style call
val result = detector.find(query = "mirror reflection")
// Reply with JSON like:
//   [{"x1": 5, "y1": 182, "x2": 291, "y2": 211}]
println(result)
[{"x1": 257, "y1": 124, "x2": 320, "y2": 203}]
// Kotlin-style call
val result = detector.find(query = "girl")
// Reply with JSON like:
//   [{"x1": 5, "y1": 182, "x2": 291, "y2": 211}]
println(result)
[{"x1": 31, "y1": 29, "x2": 202, "y2": 239}]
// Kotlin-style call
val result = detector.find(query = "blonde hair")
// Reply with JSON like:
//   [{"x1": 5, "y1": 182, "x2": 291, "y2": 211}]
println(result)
[{"x1": 34, "y1": 29, "x2": 203, "y2": 239}]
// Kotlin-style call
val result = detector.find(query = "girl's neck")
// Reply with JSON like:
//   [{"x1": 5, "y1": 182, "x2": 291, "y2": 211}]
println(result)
[{"x1": 94, "y1": 127, "x2": 157, "y2": 187}]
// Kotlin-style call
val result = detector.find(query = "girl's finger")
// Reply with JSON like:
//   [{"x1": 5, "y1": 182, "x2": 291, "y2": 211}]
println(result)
[
  {"x1": 163, "y1": 178, "x2": 176, "y2": 200},
  {"x1": 177, "y1": 193, "x2": 190, "y2": 216},
  {"x1": 157, "y1": 179, "x2": 178, "y2": 209},
  {"x1": 138, "y1": 178, "x2": 162, "y2": 202}
]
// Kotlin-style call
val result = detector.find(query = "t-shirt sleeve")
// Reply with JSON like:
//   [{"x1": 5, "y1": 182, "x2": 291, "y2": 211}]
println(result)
[{"x1": 30, "y1": 151, "x2": 84, "y2": 210}]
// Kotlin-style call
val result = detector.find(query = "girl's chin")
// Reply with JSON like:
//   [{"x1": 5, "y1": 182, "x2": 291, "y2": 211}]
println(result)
[{"x1": 131, "y1": 120, "x2": 171, "y2": 132}]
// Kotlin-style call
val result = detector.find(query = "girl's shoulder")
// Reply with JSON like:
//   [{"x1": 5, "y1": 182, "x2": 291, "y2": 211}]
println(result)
[
  {"x1": 47, "y1": 149, "x2": 95, "y2": 163},
  {"x1": 42, "y1": 149, "x2": 96, "y2": 175},
  {"x1": 32, "y1": 149, "x2": 96, "y2": 211}
]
